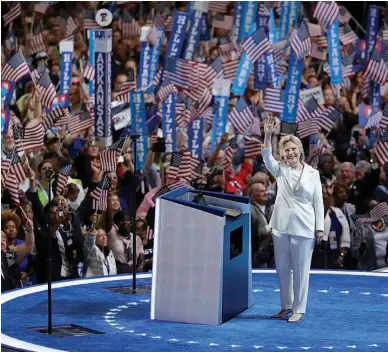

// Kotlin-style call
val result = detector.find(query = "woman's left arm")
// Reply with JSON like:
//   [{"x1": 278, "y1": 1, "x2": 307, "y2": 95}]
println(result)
[{"x1": 313, "y1": 170, "x2": 324, "y2": 234}]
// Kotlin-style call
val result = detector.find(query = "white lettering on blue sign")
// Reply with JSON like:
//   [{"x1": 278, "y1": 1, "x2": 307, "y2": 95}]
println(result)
[{"x1": 95, "y1": 53, "x2": 105, "y2": 137}]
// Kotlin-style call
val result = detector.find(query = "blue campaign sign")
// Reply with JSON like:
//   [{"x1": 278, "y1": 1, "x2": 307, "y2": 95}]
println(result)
[
  {"x1": 166, "y1": 12, "x2": 190, "y2": 59},
  {"x1": 183, "y1": 10, "x2": 202, "y2": 60},
  {"x1": 327, "y1": 20, "x2": 342, "y2": 85},
  {"x1": 358, "y1": 104, "x2": 375, "y2": 126},
  {"x1": 94, "y1": 30, "x2": 112, "y2": 144},
  {"x1": 147, "y1": 28, "x2": 165, "y2": 94},
  {"x1": 59, "y1": 40, "x2": 74, "y2": 95},
  {"x1": 365, "y1": 5, "x2": 380, "y2": 60},
  {"x1": 162, "y1": 93, "x2": 177, "y2": 153},
  {"x1": 239, "y1": 2, "x2": 258, "y2": 41},
  {"x1": 138, "y1": 41, "x2": 152, "y2": 90},
  {"x1": 188, "y1": 117, "x2": 204, "y2": 159},
  {"x1": 211, "y1": 96, "x2": 229, "y2": 151}
]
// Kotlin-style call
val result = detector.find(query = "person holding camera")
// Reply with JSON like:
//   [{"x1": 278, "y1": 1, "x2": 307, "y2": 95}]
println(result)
[
  {"x1": 262, "y1": 116, "x2": 324, "y2": 323},
  {"x1": 34, "y1": 196, "x2": 84, "y2": 283}
]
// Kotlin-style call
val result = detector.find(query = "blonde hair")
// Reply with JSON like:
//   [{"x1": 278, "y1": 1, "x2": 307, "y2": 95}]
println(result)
[{"x1": 278, "y1": 135, "x2": 305, "y2": 163}]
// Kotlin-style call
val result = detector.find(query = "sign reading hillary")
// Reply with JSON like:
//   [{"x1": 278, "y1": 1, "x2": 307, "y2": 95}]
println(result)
[
  {"x1": 130, "y1": 91, "x2": 147, "y2": 170},
  {"x1": 254, "y1": 56, "x2": 267, "y2": 90},
  {"x1": 266, "y1": 51, "x2": 280, "y2": 88},
  {"x1": 370, "y1": 81, "x2": 381, "y2": 109},
  {"x1": 94, "y1": 30, "x2": 112, "y2": 146},
  {"x1": 162, "y1": 93, "x2": 177, "y2": 153},
  {"x1": 233, "y1": 2, "x2": 243, "y2": 38},
  {"x1": 231, "y1": 52, "x2": 253, "y2": 95},
  {"x1": 240, "y1": 2, "x2": 258, "y2": 41},
  {"x1": 183, "y1": 10, "x2": 202, "y2": 60},
  {"x1": 138, "y1": 40, "x2": 152, "y2": 90},
  {"x1": 211, "y1": 79, "x2": 230, "y2": 151},
  {"x1": 366, "y1": 5, "x2": 380, "y2": 61},
  {"x1": 327, "y1": 20, "x2": 342, "y2": 85},
  {"x1": 282, "y1": 51, "x2": 304, "y2": 123},
  {"x1": 59, "y1": 40, "x2": 74, "y2": 95},
  {"x1": 200, "y1": 12, "x2": 210, "y2": 41},
  {"x1": 166, "y1": 12, "x2": 189, "y2": 59},
  {"x1": 148, "y1": 28, "x2": 165, "y2": 94},
  {"x1": 188, "y1": 117, "x2": 204, "y2": 159},
  {"x1": 279, "y1": 2, "x2": 291, "y2": 41}
]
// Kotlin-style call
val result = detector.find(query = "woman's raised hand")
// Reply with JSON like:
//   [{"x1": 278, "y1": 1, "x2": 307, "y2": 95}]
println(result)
[{"x1": 264, "y1": 115, "x2": 276, "y2": 135}]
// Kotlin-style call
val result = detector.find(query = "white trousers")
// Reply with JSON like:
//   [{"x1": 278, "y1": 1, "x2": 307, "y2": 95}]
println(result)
[{"x1": 272, "y1": 233, "x2": 315, "y2": 314}]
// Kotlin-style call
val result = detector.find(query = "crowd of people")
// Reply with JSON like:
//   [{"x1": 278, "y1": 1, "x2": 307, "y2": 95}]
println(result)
[{"x1": 1, "y1": 1, "x2": 388, "y2": 293}]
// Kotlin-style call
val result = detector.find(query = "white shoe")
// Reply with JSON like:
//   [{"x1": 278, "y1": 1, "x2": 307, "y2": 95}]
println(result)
[{"x1": 287, "y1": 313, "x2": 304, "y2": 323}]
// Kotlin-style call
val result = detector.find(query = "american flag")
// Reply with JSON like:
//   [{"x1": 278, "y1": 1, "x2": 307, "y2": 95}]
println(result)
[
  {"x1": 184, "y1": 62, "x2": 208, "y2": 101},
  {"x1": 223, "y1": 135, "x2": 239, "y2": 169},
  {"x1": 297, "y1": 120, "x2": 319, "y2": 139},
  {"x1": 338, "y1": 6, "x2": 352, "y2": 24},
  {"x1": 8, "y1": 151, "x2": 27, "y2": 183},
  {"x1": 340, "y1": 24, "x2": 358, "y2": 46},
  {"x1": 201, "y1": 57, "x2": 224, "y2": 90},
  {"x1": 242, "y1": 28, "x2": 271, "y2": 63},
  {"x1": 244, "y1": 136, "x2": 262, "y2": 158},
  {"x1": 153, "y1": 68, "x2": 163, "y2": 89},
  {"x1": 90, "y1": 176, "x2": 110, "y2": 212},
  {"x1": 311, "y1": 43, "x2": 327, "y2": 60},
  {"x1": 3, "y1": 2, "x2": 21, "y2": 27},
  {"x1": 152, "y1": 181, "x2": 189, "y2": 203},
  {"x1": 228, "y1": 98, "x2": 255, "y2": 134},
  {"x1": 43, "y1": 107, "x2": 70, "y2": 131},
  {"x1": 83, "y1": 9, "x2": 101, "y2": 30},
  {"x1": 313, "y1": 35, "x2": 328, "y2": 49},
  {"x1": 297, "y1": 97, "x2": 323, "y2": 122},
  {"x1": 163, "y1": 57, "x2": 191, "y2": 89},
  {"x1": 213, "y1": 15, "x2": 234, "y2": 30},
  {"x1": 264, "y1": 88, "x2": 284, "y2": 114},
  {"x1": 4, "y1": 170, "x2": 20, "y2": 206},
  {"x1": 23, "y1": 122, "x2": 45, "y2": 151},
  {"x1": 67, "y1": 111, "x2": 94, "y2": 134},
  {"x1": 100, "y1": 139, "x2": 125, "y2": 172},
  {"x1": 364, "y1": 108, "x2": 383, "y2": 129},
  {"x1": 178, "y1": 150, "x2": 200, "y2": 180},
  {"x1": 121, "y1": 11, "x2": 141, "y2": 37},
  {"x1": 55, "y1": 164, "x2": 72, "y2": 196},
  {"x1": 354, "y1": 202, "x2": 388, "y2": 227},
  {"x1": 2, "y1": 51, "x2": 30, "y2": 83},
  {"x1": 313, "y1": 1, "x2": 339, "y2": 26},
  {"x1": 307, "y1": 23, "x2": 323, "y2": 37},
  {"x1": 380, "y1": 104, "x2": 388, "y2": 129},
  {"x1": 13, "y1": 125, "x2": 25, "y2": 153},
  {"x1": 116, "y1": 69, "x2": 137, "y2": 94},
  {"x1": 208, "y1": 1, "x2": 229, "y2": 13},
  {"x1": 31, "y1": 63, "x2": 47, "y2": 85},
  {"x1": 315, "y1": 106, "x2": 339, "y2": 132},
  {"x1": 376, "y1": 129, "x2": 388, "y2": 165},
  {"x1": 29, "y1": 31, "x2": 46, "y2": 55},
  {"x1": 83, "y1": 63, "x2": 95, "y2": 82},
  {"x1": 381, "y1": 25, "x2": 388, "y2": 42},
  {"x1": 39, "y1": 72, "x2": 57, "y2": 109},
  {"x1": 153, "y1": 12, "x2": 166, "y2": 28},
  {"x1": 157, "y1": 80, "x2": 177, "y2": 102},
  {"x1": 60, "y1": 12, "x2": 79, "y2": 40},
  {"x1": 222, "y1": 59, "x2": 240, "y2": 81},
  {"x1": 342, "y1": 53, "x2": 354, "y2": 78},
  {"x1": 291, "y1": 22, "x2": 311, "y2": 58},
  {"x1": 166, "y1": 152, "x2": 183, "y2": 181},
  {"x1": 219, "y1": 36, "x2": 239, "y2": 53},
  {"x1": 363, "y1": 48, "x2": 388, "y2": 85}
]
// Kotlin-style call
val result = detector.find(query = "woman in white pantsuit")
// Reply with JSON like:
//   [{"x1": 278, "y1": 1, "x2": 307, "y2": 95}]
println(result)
[{"x1": 262, "y1": 116, "x2": 324, "y2": 323}]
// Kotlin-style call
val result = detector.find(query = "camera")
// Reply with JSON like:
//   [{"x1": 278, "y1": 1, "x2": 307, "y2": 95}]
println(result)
[
  {"x1": 152, "y1": 137, "x2": 166, "y2": 153},
  {"x1": 352, "y1": 130, "x2": 360, "y2": 141}
]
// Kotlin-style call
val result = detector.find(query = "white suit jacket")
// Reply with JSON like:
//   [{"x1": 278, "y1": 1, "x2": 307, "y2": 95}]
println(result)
[{"x1": 262, "y1": 148, "x2": 324, "y2": 239}]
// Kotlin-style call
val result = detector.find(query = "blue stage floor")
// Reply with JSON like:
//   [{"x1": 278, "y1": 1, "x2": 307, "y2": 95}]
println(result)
[{"x1": 2, "y1": 270, "x2": 388, "y2": 352}]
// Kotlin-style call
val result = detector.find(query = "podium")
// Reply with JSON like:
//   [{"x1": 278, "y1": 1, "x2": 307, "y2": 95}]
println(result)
[{"x1": 150, "y1": 188, "x2": 252, "y2": 325}]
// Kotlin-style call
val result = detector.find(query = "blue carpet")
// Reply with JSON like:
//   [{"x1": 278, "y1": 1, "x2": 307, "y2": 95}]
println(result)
[{"x1": 2, "y1": 271, "x2": 388, "y2": 351}]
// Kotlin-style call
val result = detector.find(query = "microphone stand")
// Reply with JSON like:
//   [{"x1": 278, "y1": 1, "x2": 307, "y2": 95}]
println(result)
[
  {"x1": 45, "y1": 170, "x2": 54, "y2": 335},
  {"x1": 130, "y1": 134, "x2": 140, "y2": 294}
]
